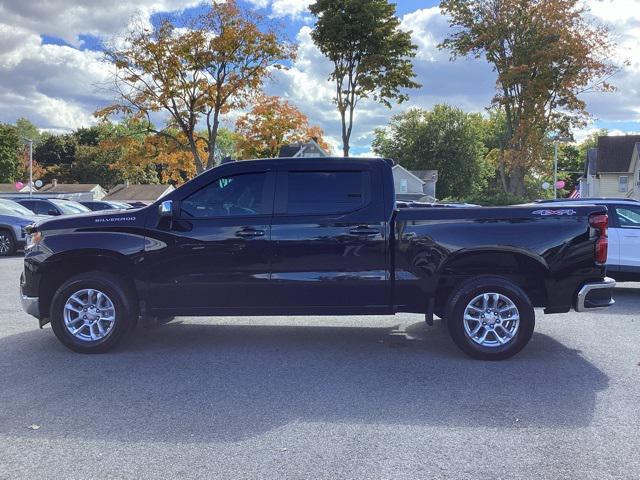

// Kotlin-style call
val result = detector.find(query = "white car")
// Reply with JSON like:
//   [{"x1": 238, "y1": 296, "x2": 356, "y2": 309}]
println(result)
[{"x1": 536, "y1": 198, "x2": 640, "y2": 281}]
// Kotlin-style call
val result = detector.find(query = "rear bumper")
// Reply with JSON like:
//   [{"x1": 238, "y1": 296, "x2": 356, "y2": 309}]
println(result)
[{"x1": 575, "y1": 277, "x2": 616, "y2": 312}]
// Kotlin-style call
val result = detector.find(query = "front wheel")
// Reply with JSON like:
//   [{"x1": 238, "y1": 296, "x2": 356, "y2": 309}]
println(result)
[
  {"x1": 445, "y1": 276, "x2": 535, "y2": 361},
  {"x1": 0, "y1": 230, "x2": 16, "y2": 256},
  {"x1": 50, "y1": 272, "x2": 137, "y2": 353}
]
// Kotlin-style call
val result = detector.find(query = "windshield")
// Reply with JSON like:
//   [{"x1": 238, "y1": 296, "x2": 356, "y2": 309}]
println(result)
[
  {"x1": 0, "y1": 199, "x2": 35, "y2": 216},
  {"x1": 50, "y1": 199, "x2": 91, "y2": 214}
]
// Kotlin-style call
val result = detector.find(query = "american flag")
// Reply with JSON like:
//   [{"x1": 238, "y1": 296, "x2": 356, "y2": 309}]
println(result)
[{"x1": 568, "y1": 183, "x2": 581, "y2": 199}]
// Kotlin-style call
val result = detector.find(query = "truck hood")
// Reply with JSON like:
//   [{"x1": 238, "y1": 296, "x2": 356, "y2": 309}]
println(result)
[{"x1": 33, "y1": 207, "x2": 149, "y2": 232}]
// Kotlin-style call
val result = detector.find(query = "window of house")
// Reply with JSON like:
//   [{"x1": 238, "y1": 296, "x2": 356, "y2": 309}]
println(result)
[
  {"x1": 400, "y1": 179, "x2": 408, "y2": 193},
  {"x1": 619, "y1": 176, "x2": 628, "y2": 193},
  {"x1": 286, "y1": 171, "x2": 367, "y2": 215},
  {"x1": 181, "y1": 172, "x2": 268, "y2": 218}
]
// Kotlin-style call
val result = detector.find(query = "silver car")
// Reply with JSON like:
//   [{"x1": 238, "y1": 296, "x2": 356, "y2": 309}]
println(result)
[{"x1": 0, "y1": 199, "x2": 46, "y2": 256}]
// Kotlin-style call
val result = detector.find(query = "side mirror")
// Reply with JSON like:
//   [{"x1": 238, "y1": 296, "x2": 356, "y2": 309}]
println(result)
[{"x1": 159, "y1": 200, "x2": 174, "y2": 218}]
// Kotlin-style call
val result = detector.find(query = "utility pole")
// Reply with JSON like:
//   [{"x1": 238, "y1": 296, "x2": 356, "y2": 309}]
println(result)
[
  {"x1": 553, "y1": 140, "x2": 558, "y2": 199},
  {"x1": 22, "y1": 138, "x2": 34, "y2": 197}
]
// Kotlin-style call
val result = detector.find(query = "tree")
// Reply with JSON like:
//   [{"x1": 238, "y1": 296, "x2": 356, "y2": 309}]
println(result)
[
  {"x1": 34, "y1": 134, "x2": 76, "y2": 165},
  {"x1": 235, "y1": 95, "x2": 330, "y2": 159},
  {"x1": 0, "y1": 124, "x2": 21, "y2": 183},
  {"x1": 440, "y1": 0, "x2": 618, "y2": 196},
  {"x1": 373, "y1": 105, "x2": 487, "y2": 198},
  {"x1": 98, "y1": 0, "x2": 296, "y2": 174},
  {"x1": 310, "y1": 0, "x2": 420, "y2": 157}
]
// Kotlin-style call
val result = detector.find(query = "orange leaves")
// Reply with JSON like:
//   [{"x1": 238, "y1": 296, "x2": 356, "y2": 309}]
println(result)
[
  {"x1": 235, "y1": 95, "x2": 330, "y2": 159},
  {"x1": 98, "y1": 0, "x2": 296, "y2": 173}
]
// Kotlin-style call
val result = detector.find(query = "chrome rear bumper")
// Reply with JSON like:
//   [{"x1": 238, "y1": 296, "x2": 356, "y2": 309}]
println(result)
[{"x1": 575, "y1": 277, "x2": 616, "y2": 312}]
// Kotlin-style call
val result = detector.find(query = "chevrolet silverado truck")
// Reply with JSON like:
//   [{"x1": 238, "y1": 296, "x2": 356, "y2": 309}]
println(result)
[{"x1": 20, "y1": 158, "x2": 615, "y2": 360}]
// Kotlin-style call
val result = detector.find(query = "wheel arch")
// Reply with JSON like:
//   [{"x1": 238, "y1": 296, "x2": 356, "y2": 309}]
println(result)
[
  {"x1": 434, "y1": 247, "x2": 550, "y2": 312},
  {"x1": 38, "y1": 250, "x2": 139, "y2": 323}
]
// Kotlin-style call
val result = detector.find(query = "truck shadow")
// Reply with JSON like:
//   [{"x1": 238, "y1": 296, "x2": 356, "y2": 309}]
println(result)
[{"x1": 0, "y1": 319, "x2": 608, "y2": 444}]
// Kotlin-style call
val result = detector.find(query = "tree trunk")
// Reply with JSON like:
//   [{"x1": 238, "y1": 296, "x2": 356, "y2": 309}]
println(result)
[
  {"x1": 340, "y1": 108, "x2": 350, "y2": 157},
  {"x1": 507, "y1": 164, "x2": 526, "y2": 197},
  {"x1": 207, "y1": 108, "x2": 221, "y2": 170},
  {"x1": 188, "y1": 133, "x2": 205, "y2": 174}
]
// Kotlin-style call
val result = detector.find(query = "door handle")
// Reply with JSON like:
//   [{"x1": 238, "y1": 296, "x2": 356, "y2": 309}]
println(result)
[
  {"x1": 348, "y1": 226, "x2": 380, "y2": 236},
  {"x1": 235, "y1": 228, "x2": 266, "y2": 238}
]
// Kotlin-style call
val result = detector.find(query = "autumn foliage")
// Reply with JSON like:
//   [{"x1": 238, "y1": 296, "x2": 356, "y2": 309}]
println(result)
[
  {"x1": 235, "y1": 96, "x2": 330, "y2": 159},
  {"x1": 440, "y1": 0, "x2": 618, "y2": 196}
]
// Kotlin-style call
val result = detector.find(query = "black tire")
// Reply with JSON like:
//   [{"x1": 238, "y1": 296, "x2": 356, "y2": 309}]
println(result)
[
  {"x1": 445, "y1": 276, "x2": 535, "y2": 361},
  {"x1": 0, "y1": 229, "x2": 16, "y2": 256},
  {"x1": 50, "y1": 271, "x2": 137, "y2": 353}
]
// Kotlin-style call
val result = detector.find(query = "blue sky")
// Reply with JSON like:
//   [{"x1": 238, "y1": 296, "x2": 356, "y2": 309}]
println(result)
[{"x1": 2, "y1": 0, "x2": 639, "y2": 156}]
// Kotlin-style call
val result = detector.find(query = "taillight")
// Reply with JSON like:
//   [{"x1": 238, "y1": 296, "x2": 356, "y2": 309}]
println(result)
[{"x1": 589, "y1": 213, "x2": 608, "y2": 265}]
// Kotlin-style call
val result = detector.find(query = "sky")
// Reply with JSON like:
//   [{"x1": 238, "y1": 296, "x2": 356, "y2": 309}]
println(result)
[{"x1": 0, "y1": 0, "x2": 639, "y2": 156}]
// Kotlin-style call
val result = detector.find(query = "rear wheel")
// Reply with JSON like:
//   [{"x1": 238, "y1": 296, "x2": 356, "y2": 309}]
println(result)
[
  {"x1": 445, "y1": 276, "x2": 535, "y2": 360},
  {"x1": 0, "y1": 230, "x2": 16, "y2": 256},
  {"x1": 50, "y1": 272, "x2": 137, "y2": 353}
]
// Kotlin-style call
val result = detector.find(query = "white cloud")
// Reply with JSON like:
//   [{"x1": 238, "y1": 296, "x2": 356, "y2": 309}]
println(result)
[
  {"x1": 245, "y1": 0, "x2": 313, "y2": 19},
  {"x1": 0, "y1": 0, "x2": 204, "y2": 45}
]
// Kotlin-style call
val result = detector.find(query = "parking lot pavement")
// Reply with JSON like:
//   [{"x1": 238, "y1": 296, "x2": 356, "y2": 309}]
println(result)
[{"x1": 1, "y1": 256, "x2": 639, "y2": 480}]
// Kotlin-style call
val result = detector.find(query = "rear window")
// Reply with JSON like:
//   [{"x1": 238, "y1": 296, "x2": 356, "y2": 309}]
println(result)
[{"x1": 286, "y1": 171, "x2": 367, "y2": 215}]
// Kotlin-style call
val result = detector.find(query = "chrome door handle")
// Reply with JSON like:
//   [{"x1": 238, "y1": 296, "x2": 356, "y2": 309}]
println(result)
[{"x1": 235, "y1": 228, "x2": 266, "y2": 238}]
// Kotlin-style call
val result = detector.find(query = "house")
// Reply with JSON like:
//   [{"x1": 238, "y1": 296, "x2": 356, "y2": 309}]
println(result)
[
  {"x1": 580, "y1": 135, "x2": 640, "y2": 199},
  {"x1": 278, "y1": 138, "x2": 329, "y2": 158},
  {"x1": 104, "y1": 183, "x2": 175, "y2": 205},
  {"x1": 392, "y1": 165, "x2": 438, "y2": 201},
  {"x1": 37, "y1": 180, "x2": 107, "y2": 201}
]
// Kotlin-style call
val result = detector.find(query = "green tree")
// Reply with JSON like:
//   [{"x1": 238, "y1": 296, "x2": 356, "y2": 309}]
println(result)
[
  {"x1": 34, "y1": 134, "x2": 76, "y2": 165},
  {"x1": 373, "y1": 105, "x2": 487, "y2": 198},
  {"x1": 15, "y1": 118, "x2": 41, "y2": 143},
  {"x1": 440, "y1": 0, "x2": 618, "y2": 196},
  {"x1": 0, "y1": 124, "x2": 21, "y2": 183},
  {"x1": 310, "y1": 0, "x2": 420, "y2": 157}
]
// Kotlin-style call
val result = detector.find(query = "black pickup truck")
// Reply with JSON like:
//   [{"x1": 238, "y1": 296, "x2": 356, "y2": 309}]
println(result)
[{"x1": 20, "y1": 158, "x2": 615, "y2": 360}]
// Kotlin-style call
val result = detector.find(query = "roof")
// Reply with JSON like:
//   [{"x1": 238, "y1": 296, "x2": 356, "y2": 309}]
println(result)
[
  {"x1": 585, "y1": 148, "x2": 598, "y2": 176},
  {"x1": 278, "y1": 144, "x2": 303, "y2": 158},
  {"x1": 595, "y1": 135, "x2": 640, "y2": 173},
  {"x1": 38, "y1": 183, "x2": 104, "y2": 193},
  {"x1": 0, "y1": 184, "x2": 28, "y2": 193},
  {"x1": 410, "y1": 170, "x2": 438, "y2": 182},
  {"x1": 105, "y1": 184, "x2": 174, "y2": 202}
]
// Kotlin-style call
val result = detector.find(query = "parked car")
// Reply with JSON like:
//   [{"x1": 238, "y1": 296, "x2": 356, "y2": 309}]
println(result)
[
  {"x1": 20, "y1": 158, "x2": 614, "y2": 359},
  {"x1": 80, "y1": 201, "x2": 133, "y2": 212},
  {"x1": 15, "y1": 198, "x2": 92, "y2": 216},
  {"x1": 0, "y1": 200, "x2": 46, "y2": 256},
  {"x1": 536, "y1": 198, "x2": 640, "y2": 281}
]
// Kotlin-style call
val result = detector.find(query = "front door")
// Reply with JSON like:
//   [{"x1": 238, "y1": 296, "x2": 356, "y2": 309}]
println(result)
[
  {"x1": 143, "y1": 169, "x2": 275, "y2": 314},
  {"x1": 269, "y1": 164, "x2": 390, "y2": 313}
]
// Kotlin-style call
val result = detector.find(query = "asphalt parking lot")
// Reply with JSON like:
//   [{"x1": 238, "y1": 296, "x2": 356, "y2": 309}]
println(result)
[{"x1": 0, "y1": 255, "x2": 639, "y2": 480}]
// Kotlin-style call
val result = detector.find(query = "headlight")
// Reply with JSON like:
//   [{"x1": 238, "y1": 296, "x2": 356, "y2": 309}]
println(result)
[{"x1": 26, "y1": 231, "x2": 43, "y2": 250}]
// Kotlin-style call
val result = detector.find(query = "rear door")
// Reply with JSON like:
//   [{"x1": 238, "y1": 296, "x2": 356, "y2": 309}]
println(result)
[
  {"x1": 612, "y1": 204, "x2": 640, "y2": 271},
  {"x1": 269, "y1": 162, "x2": 390, "y2": 312}
]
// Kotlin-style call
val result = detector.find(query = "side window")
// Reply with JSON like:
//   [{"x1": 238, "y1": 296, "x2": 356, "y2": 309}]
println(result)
[
  {"x1": 19, "y1": 201, "x2": 36, "y2": 213},
  {"x1": 399, "y1": 179, "x2": 408, "y2": 193},
  {"x1": 181, "y1": 172, "x2": 268, "y2": 218},
  {"x1": 615, "y1": 207, "x2": 640, "y2": 228},
  {"x1": 286, "y1": 171, "x2": 367, "y2": 215},
  {"x1": 618, "y1": 176, "x2": 628, "y2": 193}
]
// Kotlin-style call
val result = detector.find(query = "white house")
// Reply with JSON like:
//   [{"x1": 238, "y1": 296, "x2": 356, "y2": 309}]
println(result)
[
  {"x1": 392, "y1": 165, "x2": 438, "y2": 201},
  {"x1": 580, "y1": 135, "x2": 640, "y2": 199}
]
